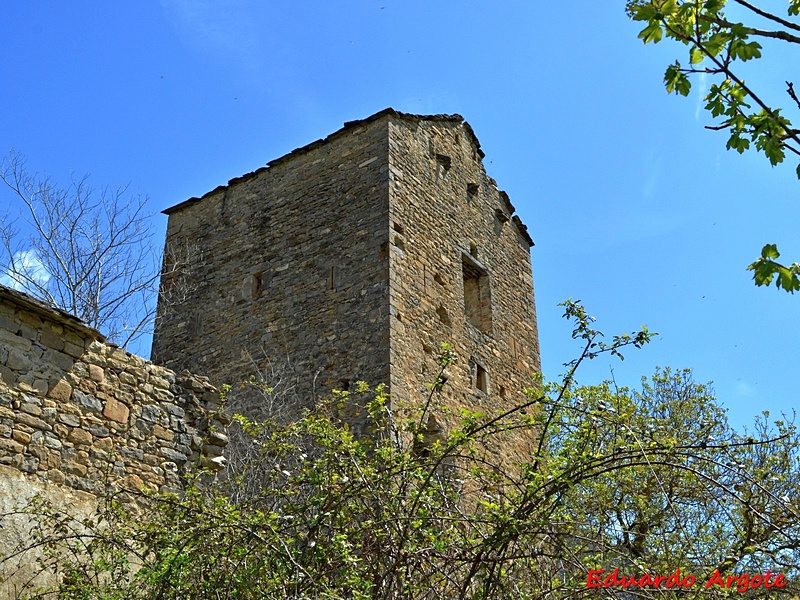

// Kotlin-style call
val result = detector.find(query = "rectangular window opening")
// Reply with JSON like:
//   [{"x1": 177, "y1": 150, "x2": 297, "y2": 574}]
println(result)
[
  {"x1": 475, "y1": 364, "x2": 489, "y2": 394},
  {"x1": 252, "y1": 272, "x2": 264, "y2": 299},
  {"x1": 462, "y1": 253, "x2": 492, "y2": 334}
]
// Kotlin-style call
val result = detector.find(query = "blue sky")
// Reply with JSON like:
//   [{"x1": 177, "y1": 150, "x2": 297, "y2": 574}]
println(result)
[{"x1": 1, "y1": 2, "x2": 797, "y2": 428}]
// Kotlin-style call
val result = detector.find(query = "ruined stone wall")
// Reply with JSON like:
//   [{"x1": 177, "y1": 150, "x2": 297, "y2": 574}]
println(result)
[
  {"x1": 0, "y1": 285, "x2": 227, "y2": 496},
  {"x1": 386, "y1": 115, "x2": 540, "y2": 464},
  {"x1": 0, "y1": 285, "x2": 228, "y2": 595},
  {"x1": 152, "y1": 115, "x2": 392, "y2": 424}
]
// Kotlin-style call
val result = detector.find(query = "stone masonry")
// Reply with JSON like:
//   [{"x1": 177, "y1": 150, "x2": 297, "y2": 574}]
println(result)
[
  {"x1": 0, "y1": 284, "x2": 228, "y2": 495},
  {"x1": 152, "y1": 108, "x2": 540, "y2": 464},
  {"x1": 0, "y1": 284, "x2": 229, "y2": 594}
]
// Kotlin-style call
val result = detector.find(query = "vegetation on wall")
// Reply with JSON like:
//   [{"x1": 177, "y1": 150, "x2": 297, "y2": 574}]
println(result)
[{"x1": 4, "y1": 303, "x2": 798, "y2": 599}]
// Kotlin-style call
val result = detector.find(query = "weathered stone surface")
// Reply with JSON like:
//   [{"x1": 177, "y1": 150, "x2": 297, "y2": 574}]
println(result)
[
  {"x1": 68, "y1": 428, "x2": 93, "y2": 446},
  {"x1": 161, "y1": 447, "x2": 187, "y2": 463},
  {"x1": 46, "y1": 468, "x2": 65, "y2": 483},
  {"x1": 94, "y1": 437, "x2": 113, "y2": 452},
  {"x1": 14, "y1": 412, "x2": 51, "y2": 431},
  {"x1": 152, "y1": 424, "x2": 174, "y2": 441},
  {"x1": 0, "y1": 284, "x2": 227, "y2": 521},
  {"x1": 39, "y1": 329, "x2": 65, "y2": 351},
  {"x1": 73, "y1": 390, "x2": 102, "y2": 412},
  {"x1": 58, "y1": 413, "x2": 81, "y2": 427},
  {"x1": 103, "y1": 397, "x2": 130, "y2": 424},
  {"x1": 62, "y1": 461, "x2": 87, "y2": 476},
  {"x1": 43, "y1": 349, "x2": 75, "y2": 372},
  {"x1": 151, "y1": 110, "x2": 540, "y2": 459},
  {"x1": 47, "y1": 379, "x2": 73, "y2": 402},
  {"x1": 87, "y1": 364, "x2": 104, "y2": 382}
]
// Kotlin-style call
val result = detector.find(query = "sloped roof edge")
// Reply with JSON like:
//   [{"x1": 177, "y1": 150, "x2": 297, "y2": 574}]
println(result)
[
  {"x1": 0, "y1": 284, "x2": 106, "y2": 342},
  {"x1": 163, "y1": 108, "x2": 481, "y2": 216}
]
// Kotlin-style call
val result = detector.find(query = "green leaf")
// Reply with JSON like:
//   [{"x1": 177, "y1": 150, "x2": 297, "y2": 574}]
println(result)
[
  {"x1": 704, "y1": 33, "x2": 729, "y2": 57},
  {"x1": 664, "y1": 62, "x2": 691, "y2": 96},
  {"x1": 703, "y1": 0, "x2": 726, "y2": 11},
  {"x1": 639, "y1": 23, "x2": 664, "y2": 44},
  {"x1": 730, "y1": 39, "x2": 762, "y2": 61},
  {"x1": 690, "y1": 48, "x2": 704, "y2": 64},
  {"x1": 761, "y1": 244, "x2": 780, "y2": 260},
  {"x1": 726, "y1": 133, "x2": 750, "y2": 153}
]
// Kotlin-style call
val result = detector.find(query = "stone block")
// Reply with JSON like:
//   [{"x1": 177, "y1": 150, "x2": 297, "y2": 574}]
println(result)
[
  {"x1": 0, "y1": 438, "x2": 24, "y2": 454},
  {"x1": 39, "y1": 328, "x2": 65, "y2": 351},
  {"x1": 94, "y1": 437, "x2": 113, "y2": 452},
  {"x1": 5, "y1": 349, "x2": 29, "y2": 371},
  {"x1": 88, "y1": 364, "x2": 104, "y2": 382},
  {"x1": 68, "y1": 428, "x2": 93, "y2": 446},
  {"x1": 20, "y1": 402, "x2": 42, "y2": 416},
  {"x1": 161, "y1": 447, "x2": 187, "y2": 463},
  {"x1": 11, "y1": 430, "x2": 31, "y2": 445},
  {"x1": 63, "y1": 341, "x2": 85, "y2": 359},
  {"x1": 74, "y1": 390, "x2": 103, "y2": 412},
  {"x1": 43, "y1": 348, "x2": 76, "y2": 371},
  {"x1": 103, "y1": 397, "x2": 130, "y2": 424},
  {"x1": 152, "y1": 424, "x2": 174, "y2": 441},
  {"x1": 58, "y1": 413, "x2": 81, "y2": 427},
  {"x1": 0, "y1": 365, "x2": 15, "y2": 386},
  {"x1": 14, "y1": 412, "x2": 51, "y2": 431},
  {"x1": 0, "y1": 312, "x2": 19, "y2": 334},
  {"x1": 63, "y1": 461, "x2": 88, "y2": 477},
  {"x1": 46, "y1": 468, "x2": 65, "y2": 484},
  {"x1": 118, "y1": 446, "x2": 144, "y2": 461},
  {"x1": 47, "y1": 379, "x2": 73, "y2": 402}
]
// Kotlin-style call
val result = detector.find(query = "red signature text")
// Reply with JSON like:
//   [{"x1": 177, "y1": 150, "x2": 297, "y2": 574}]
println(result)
[{"x1": 586, "y1": 568, "x2": 787, "y2": 592}]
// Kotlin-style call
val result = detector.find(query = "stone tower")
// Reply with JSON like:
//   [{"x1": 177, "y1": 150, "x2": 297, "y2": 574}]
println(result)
[{"x1": 152, "y1": 109, "x2": 540, "y2": 460}]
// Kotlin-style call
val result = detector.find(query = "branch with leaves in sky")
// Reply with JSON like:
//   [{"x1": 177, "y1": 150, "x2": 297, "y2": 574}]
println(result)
[{"x1": 626, "y1": 0, "x2": 800, "y2": 292}]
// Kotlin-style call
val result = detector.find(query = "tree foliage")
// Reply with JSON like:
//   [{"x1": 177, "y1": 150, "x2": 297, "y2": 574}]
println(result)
[
  {"x1": 4, "y1": 303, "x2": 798, "y2": 598},
  {"x1": 626, "y1": 0, "x2": 800, "y2": 292}
]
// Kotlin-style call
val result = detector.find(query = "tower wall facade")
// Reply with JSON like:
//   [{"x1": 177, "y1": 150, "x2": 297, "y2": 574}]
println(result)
[
  {"x1": 386, "y1": 115, "x2": 540, "y2": 463},
  {"x1": 152, "y1": 116, "x2": 392, "y2": 419},
  {"x1": 153, "y1": 110, "x2": 540, "y2": 451}
]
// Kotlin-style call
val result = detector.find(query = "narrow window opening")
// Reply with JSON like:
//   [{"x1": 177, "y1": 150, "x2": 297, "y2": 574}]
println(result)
[
  {"x1": 251, "y1": 272, "x2": 263, "y2": 299},
  {"x1": 475, "y1": 364, "x2": 489, "y2": 394},
  {"x1": 462, "y1": 253, "x2": 492, "y2": 334},
  {"x1": 467, "y1": 182, "x2": 479, "y2": 196},
  {"x1": 499, "y1": 385, "x2": 506, "y2": 399},
  {"x1": 436, "y1": 306, "x2": 451, "y2": 326},
  {"x1": 393, "y1": 221, "x2": 405, "y2": 234},
  {"x1": 433, "y1": 273, "x2": 445, "y2": 286},
  {"x1": 435, "y1": 153, "x2": 452, "y2": 172},
  {"x1": 328, "y1": 266, "x2": 340, "y2": 291},
  {"x1": 393, "y1": 235, "x2": 406, "y2": 252}
]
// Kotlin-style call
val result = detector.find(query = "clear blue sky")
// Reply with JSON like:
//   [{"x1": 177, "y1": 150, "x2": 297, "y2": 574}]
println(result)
[{"x1": 1, "y1": 2, "x2": 796, "y2": 428}]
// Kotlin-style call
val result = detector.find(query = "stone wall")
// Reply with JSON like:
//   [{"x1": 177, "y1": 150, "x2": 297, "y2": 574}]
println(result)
[
  {"x1": 152, "y1": 108, "x2": 541, "y2": 453},
  {"x1": 386, "y1": 114, "x2": 541, "y2": 465},
  {"x1": 0, "y1": 284, "x2": 228, "y2": 495},
  {"x1": 152, "y1": 112, "x2": 393, "y2": 425},
  {"x1": 0, "y1": 284, "x2": 228, "y2": 595}
]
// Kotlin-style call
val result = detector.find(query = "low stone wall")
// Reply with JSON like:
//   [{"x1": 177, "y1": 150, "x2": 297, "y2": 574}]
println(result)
[
  {"x1": 0, "y1": 284, "x2": 229, "y2": 497},
  {"x1": 0, "y1": 286, "x2": 230, "y2": 597}
]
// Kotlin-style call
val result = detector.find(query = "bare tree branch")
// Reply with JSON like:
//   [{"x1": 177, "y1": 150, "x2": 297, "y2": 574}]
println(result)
[{"x1": 0, "y1": 151, "x2": 161, "y2": 348}]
